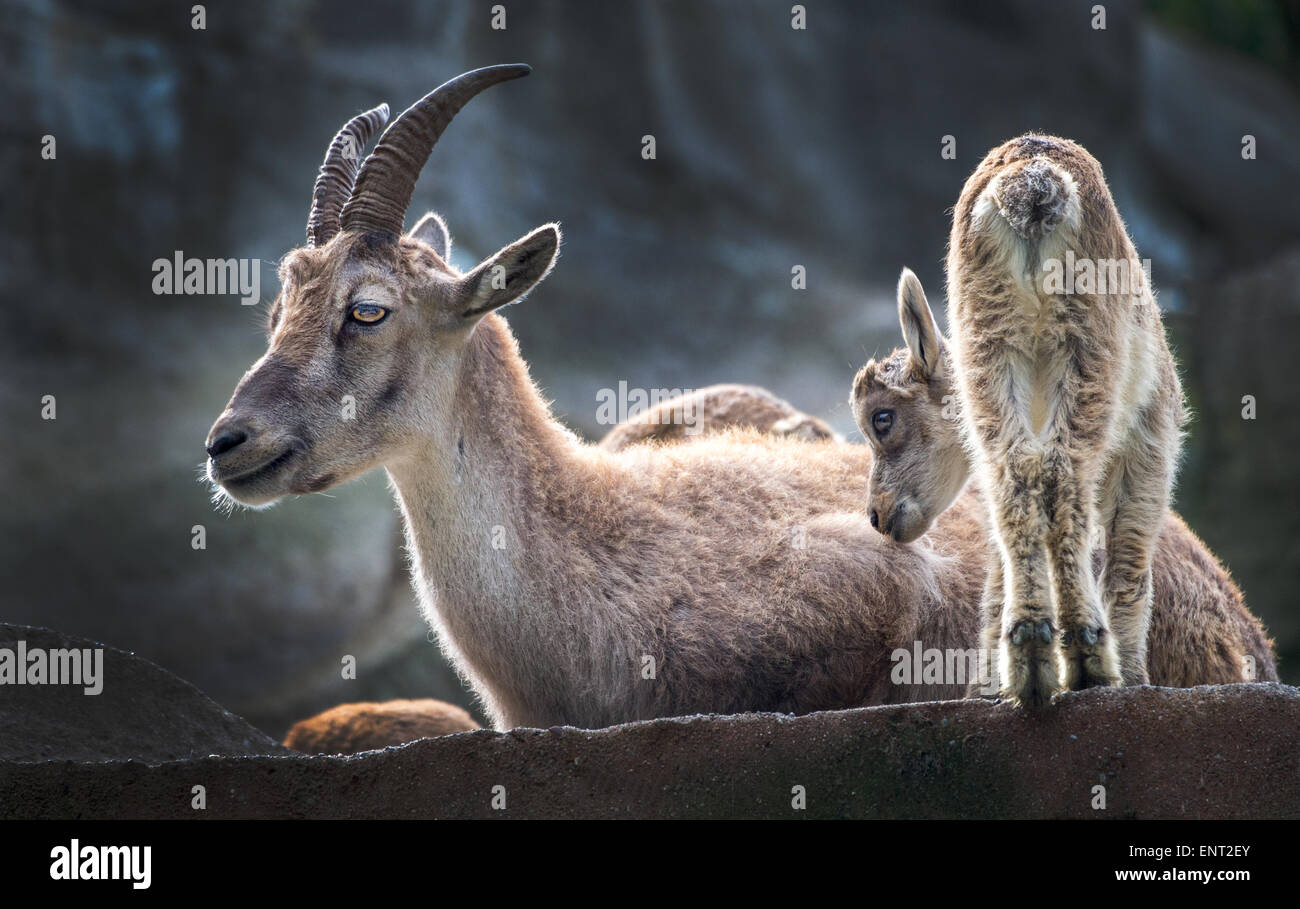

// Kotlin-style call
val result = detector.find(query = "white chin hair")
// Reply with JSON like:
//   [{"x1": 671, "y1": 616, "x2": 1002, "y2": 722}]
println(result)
[{"x1": 209, "y1": 481, "x2": 282, "y2": 513}]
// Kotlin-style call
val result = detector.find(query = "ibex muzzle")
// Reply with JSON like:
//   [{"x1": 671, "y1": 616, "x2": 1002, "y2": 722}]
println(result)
[{"x1": 205, "y1": 353, "x2": 319, "y2": 505}]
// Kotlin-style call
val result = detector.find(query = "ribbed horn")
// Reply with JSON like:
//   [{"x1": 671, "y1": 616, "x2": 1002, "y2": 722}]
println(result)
[
  {"x1": 306, "y1": 103, "x2": 390, "y2": 247},
  {"x1": 340, "y1": 64, "x2": 531, "y2": 238}
]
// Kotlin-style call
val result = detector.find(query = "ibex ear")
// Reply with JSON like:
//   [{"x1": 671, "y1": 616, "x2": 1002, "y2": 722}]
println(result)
[
  {"x1": 897, "y1": 267, "x2": 946, "y2": 380},
  {"x1": 457, "y1": 224, "x2": 560, "y2": 320},
  {"x1": 408, "y1": 212, "x2": 452, "y2": 260}
]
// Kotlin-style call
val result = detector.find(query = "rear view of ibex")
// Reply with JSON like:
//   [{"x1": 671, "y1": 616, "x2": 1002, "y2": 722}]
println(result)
[{"x1": 948, "y1": 135, "x2": 1186, "y2": 707}]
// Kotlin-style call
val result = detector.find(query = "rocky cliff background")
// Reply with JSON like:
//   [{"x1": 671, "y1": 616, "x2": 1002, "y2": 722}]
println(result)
[{"x1": 2, "y1": 0, "x2": 1296, "y2": 735}]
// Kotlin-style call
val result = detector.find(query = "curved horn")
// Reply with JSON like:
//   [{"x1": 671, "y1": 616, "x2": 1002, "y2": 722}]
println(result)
[
  {"x1": 340, "y1": 64, "x2": 531, "y2": 238},
  {"x1": 306, "y1": 103, "x2": 391, "y2": 247}
]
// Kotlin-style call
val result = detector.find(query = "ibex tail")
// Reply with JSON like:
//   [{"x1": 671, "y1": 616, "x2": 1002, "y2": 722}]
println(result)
[{"x1": 993, "y1": 155, "x2": 1077, "y2": 241}]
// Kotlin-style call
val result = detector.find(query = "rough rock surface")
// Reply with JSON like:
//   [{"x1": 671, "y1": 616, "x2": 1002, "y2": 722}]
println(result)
[
  {"x1": 0, "y1": 624, "x2": 288, "y2": 763},
  {"x1": 2, "y1": 684, "x2": 1296, "y2": 819}
]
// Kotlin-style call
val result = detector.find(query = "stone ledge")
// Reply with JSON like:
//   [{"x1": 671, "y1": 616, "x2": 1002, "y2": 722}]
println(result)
[{"x1": 3, "y1": 684, "x2": 1296, "y2": 819}]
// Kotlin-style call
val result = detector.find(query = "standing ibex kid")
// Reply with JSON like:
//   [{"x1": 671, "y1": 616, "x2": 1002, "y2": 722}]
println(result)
[{"x1": 946, "y1": 135, "x2": 1186, "y2": 707}]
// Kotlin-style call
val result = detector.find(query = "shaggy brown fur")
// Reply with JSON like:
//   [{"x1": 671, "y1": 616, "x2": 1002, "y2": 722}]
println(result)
[
  {"x1": 597, "y1": 384, "x2": 839, "y2": 450},
  {"x1": 947, "y1": 135, "x2": 1185, "y2": 706},
  {"x1": 283, "y1": 699, "x2": 480, "y2": 755},
  {"x1": 851, "y1": 275, "x2": 1276, "y2": 691}
]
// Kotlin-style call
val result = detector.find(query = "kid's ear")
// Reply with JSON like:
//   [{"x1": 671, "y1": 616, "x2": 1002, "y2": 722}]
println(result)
[
  {"x1": 408, "y1": 211, "x2": 452, "y2": 260},
  {"x1": 457, "y1": 224, "x2": 560, "y2": 320},
  {"x1": 897, "y1": 267, "x2": 945, "y2": 380}
]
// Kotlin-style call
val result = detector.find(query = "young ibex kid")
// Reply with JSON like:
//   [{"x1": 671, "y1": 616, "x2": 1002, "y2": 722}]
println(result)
[
  {"x1": 945, "y1": 135, "x2": 1187, "y2": 707},
  {"x1": 852, "y1": 268, "x2": 1273, "y2": 690},
  {"x1": 946, "y1": 135, "x2": 1190, "y2": 707}
]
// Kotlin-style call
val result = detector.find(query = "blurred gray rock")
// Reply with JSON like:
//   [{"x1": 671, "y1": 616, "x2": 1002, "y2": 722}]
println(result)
[
  {"x1": 1176, "y1": 245, "x2": 1300, "y2": 672},
  {"x1": 0, "y1": 623, "x2": 287, "y2": 762}
]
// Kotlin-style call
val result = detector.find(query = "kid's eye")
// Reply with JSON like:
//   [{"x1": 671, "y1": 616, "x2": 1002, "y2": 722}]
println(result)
[
  {"x1": 872, "y1": 409, "x2": 895, "y2": 437},
  {"x1": 349, "y1": 302, "x2": 389, "y2": 324}
]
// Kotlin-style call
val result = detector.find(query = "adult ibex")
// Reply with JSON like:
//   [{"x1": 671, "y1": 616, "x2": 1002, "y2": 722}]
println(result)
[{"x1": 205, "y1": 72, "x2": 1244, "y2": 730}]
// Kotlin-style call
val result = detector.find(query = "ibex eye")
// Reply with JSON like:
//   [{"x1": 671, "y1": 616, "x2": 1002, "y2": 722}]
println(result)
[
  {"x1": 349, "y1": 302, "x2": 389, "y2": 324},
  {"x1": 872, "y1": 409, "x2": 895, "y2": 437}
]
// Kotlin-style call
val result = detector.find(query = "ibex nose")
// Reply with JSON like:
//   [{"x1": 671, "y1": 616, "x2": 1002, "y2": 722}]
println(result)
[
  {"x1": 869, "y1": 504, "x2": 897, "y2": 538},
  {"x1": 206, "y1": 426, "x2": 248, "y2": 459}
]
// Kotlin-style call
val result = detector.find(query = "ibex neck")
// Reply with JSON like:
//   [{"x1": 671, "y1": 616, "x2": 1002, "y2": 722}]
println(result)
[{"x1": 385, "y1": 314, "x2": 595, "y2": 728}]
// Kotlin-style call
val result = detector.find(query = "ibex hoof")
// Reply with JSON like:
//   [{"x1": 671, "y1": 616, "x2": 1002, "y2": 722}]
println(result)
[
  {"x1": 1060, "y1": 623, "x2": 1122, "y2": 691},
  {"x1": 1002, "y1": 619, "x2": 1061, "y2": 710},
  {"x1": 1059, "y1": 626, "x2": 1098, "y2": 646},
  {"x1": 1009, "y1": 618, "x2": 1053, "y2": 646}
]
